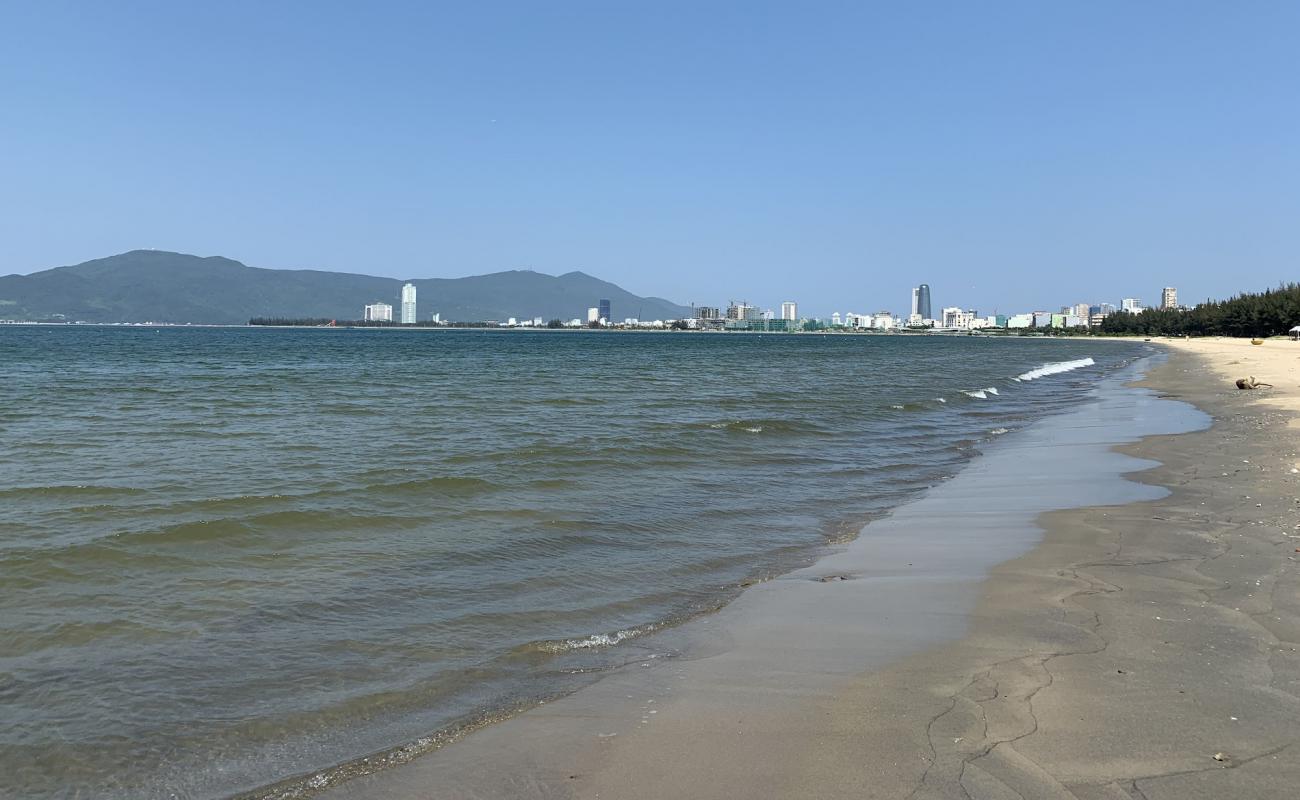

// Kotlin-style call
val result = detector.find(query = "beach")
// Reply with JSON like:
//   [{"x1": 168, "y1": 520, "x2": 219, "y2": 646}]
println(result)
[{"x1": 297, "y1": 340, "x2": 1300, "y2": 799}]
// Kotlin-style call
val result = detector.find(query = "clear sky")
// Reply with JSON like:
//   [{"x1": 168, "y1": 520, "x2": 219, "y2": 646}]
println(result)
[{"x1": 2, "y1": 1, "x2": 1296, "y2": 316}]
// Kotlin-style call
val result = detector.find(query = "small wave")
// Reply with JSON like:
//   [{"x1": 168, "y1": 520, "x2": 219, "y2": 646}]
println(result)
[
  {"x1": 538, "y1": 397, "x2": 603, "y2": 406},
  {"x1": 989, "y1": 427, "x2": 1010, "y2": 436},
  {"x1": 1014, "y1": 357, "x2": 1095, "y2": 382},
  {"x1": 962, "y1": 390, "x2": 987, "y2": 399},
  {"x1": 365, "y1": 476, "x2": 498, "y2": 496},
  {"x1": 986, "y1": 387, "x2": 999, "y2": 395},
  {"x1": 703, "y1": 419, "x2": 828, "y2": 436},
  {"x1": 0, "y1": 484, "x2": 145, "y2": 500},
  {"x1": 528, "y1": 478, "x2": 575, "y2": 489},
  {"x1": 527, "y1": 624, "x2": 661, "y2": 653},
  {"x1": 936, "y1": 398, "x2": 947, "y2": 403}
]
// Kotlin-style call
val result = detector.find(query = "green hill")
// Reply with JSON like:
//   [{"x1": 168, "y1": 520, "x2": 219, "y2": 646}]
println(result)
[{"x1": 0, "y1": 250, "x2": 691, "y2": 324}]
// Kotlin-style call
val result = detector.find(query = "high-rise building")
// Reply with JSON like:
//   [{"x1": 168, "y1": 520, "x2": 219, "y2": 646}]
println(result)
[
  {"x1": 781, "y1": 301, "x2": 798, "y2": 320},
  {"x1": 598, "y1": 299, "x2": 611, "y2": 322},
  {"x1": 400, "y1": 283, "x2": 417, "y2": 324},
  {"x1": 726, "y1": 302, "x2": 755, "y2": 320},
  {"x1": 911, "y1": 284, "x2": 932, "y2": 320},
  {"x1": 1161, "y1": 287, "x2": 1178, "y2": 309},
  {"x1": 1121, "y1": 298, "x2": 1143, "y2": 313},
  {"x1": 363, "y1": 302, "x2": 393, "y2": 322},
  {"x1": 587, "y1": 307, "x2": 600, "y2": 323}
]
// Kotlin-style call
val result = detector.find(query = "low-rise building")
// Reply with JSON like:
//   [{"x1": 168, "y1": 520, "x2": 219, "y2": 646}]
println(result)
[{"x1": 363, "y1": 302, "x2": 393, "y2": 322}]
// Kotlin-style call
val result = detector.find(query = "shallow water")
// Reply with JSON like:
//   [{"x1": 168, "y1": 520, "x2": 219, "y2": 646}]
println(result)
[
  {"x1": 0, "y1": 327, "x2": 1142, "y2": 798},
  {"x1": 311, "y1": 355, "x2": 1209, "y2": 800}
]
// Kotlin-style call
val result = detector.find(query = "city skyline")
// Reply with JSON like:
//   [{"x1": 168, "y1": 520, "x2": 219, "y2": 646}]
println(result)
[{"x1": 337, "y1": 276, "x2": 1181, "y2": 332}]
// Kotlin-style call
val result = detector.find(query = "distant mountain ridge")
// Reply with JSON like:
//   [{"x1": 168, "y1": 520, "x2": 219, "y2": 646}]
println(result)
[{"x1": 0, "y1": 250, "x2": 692, "y2": 324}]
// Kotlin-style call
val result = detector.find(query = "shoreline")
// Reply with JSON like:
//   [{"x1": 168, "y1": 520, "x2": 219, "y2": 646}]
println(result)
[
  {"x1": 799, "y1": 344, "x2": 1300, "y2": 797},
  {"x1": 288, "y1": 351, "x2": 1249, "y2": 799}
]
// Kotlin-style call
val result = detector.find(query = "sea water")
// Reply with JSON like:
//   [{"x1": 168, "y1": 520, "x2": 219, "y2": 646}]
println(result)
[{"x1": 0, "y1": 327, "x2": 1142, "y2": 798}]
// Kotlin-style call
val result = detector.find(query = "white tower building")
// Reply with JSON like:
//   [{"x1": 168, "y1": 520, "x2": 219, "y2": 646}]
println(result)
[
  {"x1": 780, "y1": 301, "x2": 798, "y2": 320},
  {"x1": 400, "y1": 283, "x2": 417, "y2": 324}
]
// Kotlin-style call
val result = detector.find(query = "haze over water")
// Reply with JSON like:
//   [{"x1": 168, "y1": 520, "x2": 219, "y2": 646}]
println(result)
[{"x1": 1, "y1": 327, "x2": 1142, "y2": 798}]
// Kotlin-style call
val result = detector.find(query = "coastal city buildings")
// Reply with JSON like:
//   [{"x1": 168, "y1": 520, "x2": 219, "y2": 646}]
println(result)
[
  {"x1": 363, "y1": 302, "x2": 393, "y2": 322},
  {"x1": 726, "y1": 302, "x2": 758, "y2": 321},
  {"x1": 910, "y1": 284, "x2": 932, "y2": 321},
  {"x1": 343, "y1": 278, "x2": 1169, "y2": 335},
  {"x1": 400, "y1": 283, "x2": 417, "y2": 324},
  {"x1": 941, "y1": 307, "x2": 977, "y2": 329}
]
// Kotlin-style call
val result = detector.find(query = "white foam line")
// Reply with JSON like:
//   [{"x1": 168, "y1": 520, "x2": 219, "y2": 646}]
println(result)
[{"x1": 1014, "y1": 357, "x2": 1095, "y2": 382}]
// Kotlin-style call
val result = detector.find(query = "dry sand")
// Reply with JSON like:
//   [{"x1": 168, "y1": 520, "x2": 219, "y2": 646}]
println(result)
[
  {"x1": 1162, "y1": 336, "x2": 1300, "y2": 432},
  {"x1": 304, "y1": 341, "x2": 1300, "y2": 800}
]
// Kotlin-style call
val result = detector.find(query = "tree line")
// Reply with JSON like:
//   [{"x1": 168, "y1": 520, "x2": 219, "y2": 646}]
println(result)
[{"x1": 1098, "y1": 283, "x2": 1300, "y2": 338}]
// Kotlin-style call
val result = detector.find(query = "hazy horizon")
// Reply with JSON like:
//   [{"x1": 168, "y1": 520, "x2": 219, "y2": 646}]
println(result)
[{"x1": 3, "y1": 2, "x2": 1297, "y2": 316}]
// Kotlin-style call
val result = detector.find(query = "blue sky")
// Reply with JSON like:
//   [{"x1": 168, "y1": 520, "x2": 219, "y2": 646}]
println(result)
[{"x1": 2, "y1": 1, "x2": 1296, "y2": 316}]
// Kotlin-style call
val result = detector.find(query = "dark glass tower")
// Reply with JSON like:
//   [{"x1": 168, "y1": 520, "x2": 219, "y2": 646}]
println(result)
[
  {"x1": 598, "y1": 299, "x2": 611, "y2": 321},
  {"x1": 915, "y1": 284, "x2": 931, "y2": 320}
]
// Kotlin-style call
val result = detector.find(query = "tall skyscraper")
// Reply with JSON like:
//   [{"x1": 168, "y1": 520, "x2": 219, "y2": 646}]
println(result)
[
  {"x1": 598, "y1": 299, "x2": 611, "y2": 322},
  {"x1": 400, "y1": 283, "x2": 417, "y2": 324},
  {"x1": 1161, "y1": 287, "x2": 1178, "y2": 309},
  {"x1": 780, "y1": 301, "x2": 798, "y2": 320},
  {"x1": 911, "y1": 284, "x2": 932, "y2": 320}
]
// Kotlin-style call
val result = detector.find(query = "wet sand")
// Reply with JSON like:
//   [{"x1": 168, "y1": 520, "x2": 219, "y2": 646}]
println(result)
[{"x1": 302, "y1": 345, "x2": 1299, "y2": 799}]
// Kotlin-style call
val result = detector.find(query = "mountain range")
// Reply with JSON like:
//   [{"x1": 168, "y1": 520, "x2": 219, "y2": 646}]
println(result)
[{"x1": 0, "y1": 250, "x2": 692, "y2": 324}]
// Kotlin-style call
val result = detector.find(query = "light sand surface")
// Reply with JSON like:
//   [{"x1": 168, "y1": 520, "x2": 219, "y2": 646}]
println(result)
[
  {"x1": 1162, "y1": 336, "x2": 1300, "y2": 430},
  {"x1": 289, "y1": 345, "x2": 1300, "y2": 800}
]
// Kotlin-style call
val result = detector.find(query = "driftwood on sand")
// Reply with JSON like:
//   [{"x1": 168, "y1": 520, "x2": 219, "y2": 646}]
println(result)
[{"x1": 1235, "y1": 376, "x2": 1274, "y2": 390}]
